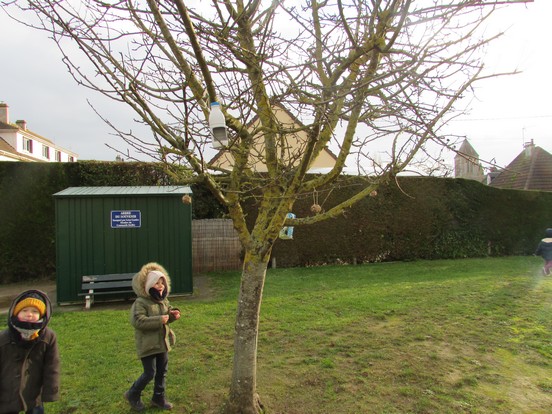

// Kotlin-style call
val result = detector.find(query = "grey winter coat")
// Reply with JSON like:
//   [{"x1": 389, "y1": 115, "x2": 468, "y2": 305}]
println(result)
[
  {"x1": 0, "y1": 290, "x2": 60, "y2": 414},
  {"x1": 130, "y1": 262, "x2": 178, "y2": 359}
]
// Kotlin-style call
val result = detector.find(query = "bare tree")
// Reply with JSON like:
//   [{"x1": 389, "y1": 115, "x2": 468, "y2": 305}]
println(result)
[{"x1": 2, "y1": 0, "x2": 531, "y2": 412}]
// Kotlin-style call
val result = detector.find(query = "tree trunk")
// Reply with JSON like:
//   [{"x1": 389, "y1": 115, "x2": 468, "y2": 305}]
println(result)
[{"x1": 224, "y1": 252, "x2": 269, "y2": 414}]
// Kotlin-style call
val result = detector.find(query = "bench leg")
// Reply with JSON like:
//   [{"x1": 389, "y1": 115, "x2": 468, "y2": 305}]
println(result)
[{"x1": 85, "y1": 292, "x2": 93, "y2": 310}]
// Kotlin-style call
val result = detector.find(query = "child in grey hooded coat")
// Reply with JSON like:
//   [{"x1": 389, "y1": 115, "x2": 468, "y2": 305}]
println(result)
[{"x1": 125, "y1": 263, "x2": 181, "y2": 411}]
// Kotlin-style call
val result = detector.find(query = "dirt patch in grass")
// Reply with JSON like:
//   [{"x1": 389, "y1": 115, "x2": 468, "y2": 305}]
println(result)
[
  {"x1": 0, "y1": 279, "x2": 57, "y2": 314},
  {"x1": 0, "y1": 274, "x2": 216, "y2": 314}
]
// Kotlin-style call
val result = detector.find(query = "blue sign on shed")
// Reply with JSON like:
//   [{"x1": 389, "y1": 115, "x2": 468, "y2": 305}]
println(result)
[
  {"x1": 53, "y1": 186, "x2": 193, "y2": 305},
  {"x1": 111, "y1": 210, "x2": 142, "y2": 228}
]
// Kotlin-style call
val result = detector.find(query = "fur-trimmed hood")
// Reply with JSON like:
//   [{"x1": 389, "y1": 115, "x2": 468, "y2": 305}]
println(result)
[
  {"x1": 132, "y1": 262, "x2": 172, "y2": 298},
  {"x1": 8, "y1": 289, "x2": 53, "y2": 329}
]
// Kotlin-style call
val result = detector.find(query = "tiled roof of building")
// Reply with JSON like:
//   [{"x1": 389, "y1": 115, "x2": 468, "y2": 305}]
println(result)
[
  {"x1": 0, "y1": 121, "x2": 56, "y2": 145},
  {"x1": 489, "y1": 144, "x2": 552, "y2": 192},
  {"x1": 0, "y1": 137, "x2": 14, "y2": 153},
  {"x1": 0, "y1": 121, "x2": 18, "y2": 130}
]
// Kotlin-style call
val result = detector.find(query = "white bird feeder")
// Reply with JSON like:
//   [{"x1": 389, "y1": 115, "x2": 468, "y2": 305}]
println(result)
[{"x1": 208, "y1": 101, "x2": 228, "y2": 148}]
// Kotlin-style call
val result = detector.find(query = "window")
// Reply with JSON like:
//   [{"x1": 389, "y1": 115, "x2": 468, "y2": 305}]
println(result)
[
  {"x1": 68, "y1": 156, "x2": 75, "y2": 162},
  {"x1": 42, "y1": 145, "x2": 50, "y2": 159},
  {"x1": 23, "y1": 138, "x2": 33, "y2": 153},
  {"x1": 55, "y1": 151, "x2": 62, "y2": 162}
]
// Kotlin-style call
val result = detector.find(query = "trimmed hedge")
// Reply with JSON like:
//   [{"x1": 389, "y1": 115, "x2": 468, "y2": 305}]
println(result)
[
  {"x1": 269, "y1": 176, "x2": 552, "y2": 266},
  {"x1": 1, "y1": 162, "x2": 551, "y2": 282},
  {"x1": 0, "y1": 161, "x2": 222, "y2": 283}
]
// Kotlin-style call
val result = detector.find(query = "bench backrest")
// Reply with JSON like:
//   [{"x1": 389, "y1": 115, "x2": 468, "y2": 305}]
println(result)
[
  {"x1": 82, "y1": 273, "x2": 135, "y2": 283},
  {"x1": 81, "y1": 273, "x2": 135, "y2": 291}
]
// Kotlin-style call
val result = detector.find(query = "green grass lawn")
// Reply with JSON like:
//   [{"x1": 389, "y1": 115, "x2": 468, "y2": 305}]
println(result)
[{"x1": 2, "y1": 256, "x2": 551, "y2": 413}]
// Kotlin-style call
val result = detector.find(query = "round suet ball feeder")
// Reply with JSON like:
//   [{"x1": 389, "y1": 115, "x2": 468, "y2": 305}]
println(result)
[
  {"x1": 310, "y1": 203, "x2": 322, "y2": 214},
  {"x1": 182, "y1": 194, "x2": 192, "y2": 204}
]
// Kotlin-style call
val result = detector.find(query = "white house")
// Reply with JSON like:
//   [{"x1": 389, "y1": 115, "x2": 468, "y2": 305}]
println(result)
[{"x1": 0, "y1": 103, "x2": 78, "y2": 162}]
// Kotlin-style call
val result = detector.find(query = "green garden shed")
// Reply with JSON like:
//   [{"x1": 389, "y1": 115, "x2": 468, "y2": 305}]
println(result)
[{"x1": 53, "y1": 186, "x2": 193, "y2": 304}]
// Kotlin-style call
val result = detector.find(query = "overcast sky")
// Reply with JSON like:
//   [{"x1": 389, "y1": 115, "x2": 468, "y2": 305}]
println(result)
[
  {"x1": 1, "y1": 1, "x2": 550, "y2": 169},
  {"x1": 440, "y1": 0, "x2": 552, "y2": 168}
]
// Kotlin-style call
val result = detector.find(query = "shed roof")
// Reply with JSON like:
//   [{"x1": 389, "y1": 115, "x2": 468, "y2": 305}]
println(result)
[{"x1": 53, "y1": 186, "x2": 192, "y2": 197}]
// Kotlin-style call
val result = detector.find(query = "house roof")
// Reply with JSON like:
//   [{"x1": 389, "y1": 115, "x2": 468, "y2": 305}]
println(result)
[
  {"x1": 0, "y1": 137, "x2": 15, "y2": 153},
  {"x1": 0, "y1": 120, "x2": 56, "y2": 145},
  {"x1": 489, "y1": 144, "x2": 552, "y2": 191},
  {"x1": 0, "y1": 121, "x2": 18, "y2": 131}
]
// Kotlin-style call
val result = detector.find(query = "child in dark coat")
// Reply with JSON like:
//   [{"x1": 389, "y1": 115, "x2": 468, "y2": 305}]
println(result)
[
  {"x1": 535, "y1": 228, "x2": 552, "y2": 275},
  {"x1": 0, "y1": 290, "x2": 60, "y2": 414},
  {"x1": 125, "y1": 262, "x2": 181, "y2": 411}
]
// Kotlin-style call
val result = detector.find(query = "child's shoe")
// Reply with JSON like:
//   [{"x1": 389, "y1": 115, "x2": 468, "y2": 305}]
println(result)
[
  {"x1": 124, "y1": 390, "x2": 145, "y2": 411},
  {"x1": 151, "y1": 392, "x2": 174, "y2": 410}
]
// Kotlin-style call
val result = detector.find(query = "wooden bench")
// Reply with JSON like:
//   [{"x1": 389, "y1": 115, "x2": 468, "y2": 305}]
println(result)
[{"x1": 80, "y1": 273, "x2": 136, "y2": 309}]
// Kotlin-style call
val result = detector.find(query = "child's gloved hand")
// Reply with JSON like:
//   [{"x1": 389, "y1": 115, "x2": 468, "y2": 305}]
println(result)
[
  {"x1": 170, "y1": 309, "x2": 181, "y2": 320},
  {"x1": 161, "y1": 315, "x2": 169, "y2": 324}
]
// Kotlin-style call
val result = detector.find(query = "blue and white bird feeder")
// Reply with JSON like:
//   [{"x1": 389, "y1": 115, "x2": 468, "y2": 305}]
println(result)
[{"x1": 279, "y1": 212, "x2": 296, "y2": 240}]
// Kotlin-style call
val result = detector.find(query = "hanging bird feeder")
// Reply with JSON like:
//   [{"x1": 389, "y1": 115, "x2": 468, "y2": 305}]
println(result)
[
  {"x1": 279, "y1": 212, "x2": 296, "y2": 240},
  {"x1": 208, "y1": 101, "x2": 228, "y2": 148}
]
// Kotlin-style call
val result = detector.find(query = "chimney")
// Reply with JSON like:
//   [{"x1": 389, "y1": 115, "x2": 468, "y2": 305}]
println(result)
[
  {"x1": 0, "y1": 103, "x2": 8, "y2": 124},
  {"x1": 16, "y1": 120, "x2": 28, "y2": 131},
  {"x1": 524, "y1": 139, "x2": 534, "y2": 157}
]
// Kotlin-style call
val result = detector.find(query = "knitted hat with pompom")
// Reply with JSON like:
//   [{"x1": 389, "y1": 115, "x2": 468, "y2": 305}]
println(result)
[
  {"x1": 9, "y1": 291, "x2": 49, "y2": 342},
  {"x1": 13, "y1": 293, "x2": 46, "y2": 318}
]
